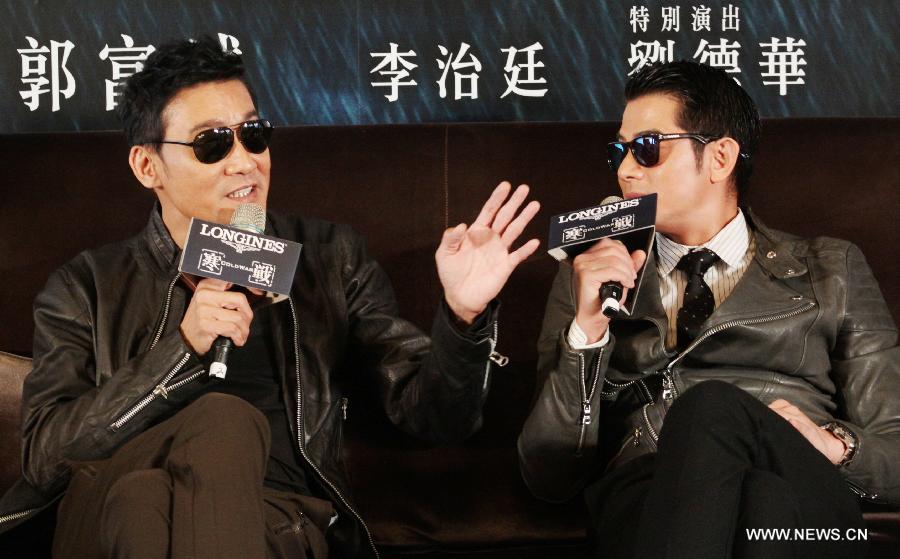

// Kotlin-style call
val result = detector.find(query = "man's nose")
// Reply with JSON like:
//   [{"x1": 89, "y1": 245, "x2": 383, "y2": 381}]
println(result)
[
  {"x1": 617, "y1": 148, "x2": 643, "y2": 182},
  {"x1": 224, "y1": 136, "x2": 256, "y2": 174}
]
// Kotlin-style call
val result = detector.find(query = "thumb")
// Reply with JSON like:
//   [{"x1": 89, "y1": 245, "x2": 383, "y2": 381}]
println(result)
[{"x1": 439, "y1": 223, "x2": 467, "y2": 254}]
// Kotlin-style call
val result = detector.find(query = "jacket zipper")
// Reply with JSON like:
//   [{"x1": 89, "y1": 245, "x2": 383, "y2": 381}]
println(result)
[
  {"x1": 7, "y1": 276, "x2": 193, "y2": 525},
  {"x1": 109, "y1": 352, "x2": 194, "y2": 431},
  {"x1": 109, "y1": 274, "x2": 201, "y2": 432},
  {"x1": 0, "y1": 508, "x2": 38, "y2": 526},
  {"x1": 289, "y1": 298, "x2": 380, "y2": 559},
  {"x1": 486, "y1": 321, "x2": 507, "y2": 390},
  {"x1": 575, "y1": 348, "x2": 603, "y2": 456},
  {"x1": 642, "y1": 301, "x2": 817, "y2": 443}
]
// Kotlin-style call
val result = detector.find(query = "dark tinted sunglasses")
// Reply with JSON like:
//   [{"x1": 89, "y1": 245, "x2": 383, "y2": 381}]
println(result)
[
  {"x1": 157, "y1": 119, "x2": 274, "y2": 164},
  {"x1": 607, "y1": 133, "x2": 720, "y2": 172}
]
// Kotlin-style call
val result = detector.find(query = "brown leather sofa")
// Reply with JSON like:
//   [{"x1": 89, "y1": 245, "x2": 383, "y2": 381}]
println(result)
[{"x1": 1, "y1": 119, "x2": 898, "y2": 557}]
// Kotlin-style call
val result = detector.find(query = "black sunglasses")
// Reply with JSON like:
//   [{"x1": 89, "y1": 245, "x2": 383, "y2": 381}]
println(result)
[
  {"x1": 607, "y1": 133, "x2": 720, "y2": 172},
  {"x1": 156, "y1": 119, "x2": 274, "y2": 164}
]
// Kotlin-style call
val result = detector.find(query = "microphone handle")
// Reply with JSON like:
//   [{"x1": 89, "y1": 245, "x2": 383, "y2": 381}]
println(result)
[
  {"x1": 599, "y1": 281, "x2": 623, "y2": 319},
  {"x1": 209, "y1": 335, "x2": 233, "y2": 378}
]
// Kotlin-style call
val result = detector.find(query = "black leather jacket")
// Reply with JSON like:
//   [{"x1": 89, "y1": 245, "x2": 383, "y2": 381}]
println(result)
[
  {"x1": 518, "y1": 212, "x2": 899, "y2": 506},
  {"x1": 0, "y1": 207, "x2": 500, "y2": 557}
]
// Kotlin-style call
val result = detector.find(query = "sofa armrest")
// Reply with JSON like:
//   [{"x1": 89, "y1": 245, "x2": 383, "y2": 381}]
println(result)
[{"x1": 0, "y1": 351, "x2": 30, "y2": 495}]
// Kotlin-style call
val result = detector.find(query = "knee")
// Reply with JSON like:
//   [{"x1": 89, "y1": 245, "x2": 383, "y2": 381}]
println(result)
[
  {"x1": 180, "y1": 393, "x2": 271, "y2": 456},
  {"x1": 663, "y1": 380, "x2": 759, "y2": 433},
  {"x1": 187, "y1": 393, "x2": 269, "y2": 435}
]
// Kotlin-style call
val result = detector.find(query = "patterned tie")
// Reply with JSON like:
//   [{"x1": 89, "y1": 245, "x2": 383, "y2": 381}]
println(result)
[{"x1": 676, "y1": 248, "x2": 720, "y2": 351}]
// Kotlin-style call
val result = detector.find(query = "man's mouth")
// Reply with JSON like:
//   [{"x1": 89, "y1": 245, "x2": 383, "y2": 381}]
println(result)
[{"x1": 228, "y1": 185, "x2": 254, "y2": 199}]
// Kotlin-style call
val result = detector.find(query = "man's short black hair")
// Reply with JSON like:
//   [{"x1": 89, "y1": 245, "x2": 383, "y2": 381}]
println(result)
[
  {"x1": 625, "y1": 61, "x2": 761, "y2": 204},
  {"x1": 119, "y1": 35, "x2": 255, "y2": 149}
]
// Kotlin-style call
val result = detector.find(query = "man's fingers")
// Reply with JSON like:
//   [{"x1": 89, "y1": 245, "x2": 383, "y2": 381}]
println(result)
[
  {"x1": 196, "y1": 278, "x2": 230, "y2": 291},
  {"x1": 438, "y1": 223, "x2": 468, "y2": 254},
  {"x1": 509, "y1": 238, "x2": 541, "y2": 266},
  {"x1": 500, "y1": 199, "x2": 540, "y2": 247},
  {"x1": 472, "y1": 181, "x2": 512, "y2": 227},
  {"x1": 490, "y1": 184, "x2": 531, "y2": 234}
]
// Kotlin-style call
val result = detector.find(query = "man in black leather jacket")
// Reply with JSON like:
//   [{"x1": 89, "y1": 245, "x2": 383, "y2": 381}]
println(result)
[
  {"x1": 0, "y1": 37, "x2": 540, "y2": 558},
  {"x1": 519, "y1": 61, "x2": 898, "y2": 558}
]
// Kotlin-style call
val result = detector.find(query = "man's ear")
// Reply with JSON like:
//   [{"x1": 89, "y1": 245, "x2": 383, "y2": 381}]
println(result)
[
  {"x1": 708, "y1": 137, "x2": 741, "y2": 185},
  {"x1": 129, "y1": 145, "x2": 163, "y2": 190}
]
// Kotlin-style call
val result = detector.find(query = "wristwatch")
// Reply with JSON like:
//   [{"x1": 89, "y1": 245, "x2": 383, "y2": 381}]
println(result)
[{"x1": 821, "y1": 421, "x2": 859, "y2": 467}]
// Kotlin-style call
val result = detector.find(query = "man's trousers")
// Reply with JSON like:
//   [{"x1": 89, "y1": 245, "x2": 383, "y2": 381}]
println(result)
[
  {"x1": 52, "y1": 393, "x2": 332, "y2": 559},
  {"x1": 586, "y1": 380, "x2": 867, "y2": 558}
]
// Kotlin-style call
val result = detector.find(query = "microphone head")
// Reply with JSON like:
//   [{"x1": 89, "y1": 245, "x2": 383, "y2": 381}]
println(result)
[
  {"x1": 230, "y1": 203, "x2": 266, "y2": 233},
  {"x1": 601, "y1": 195, "x2": 624, "y2": 205}
]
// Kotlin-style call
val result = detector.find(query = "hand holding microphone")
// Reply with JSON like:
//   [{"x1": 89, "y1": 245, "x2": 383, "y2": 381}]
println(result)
[
  {"x1": 571, "y1": 238, "x2": 646, "y2": 343},
  {"x1": 179, "y1": 278, "x2": 255, "y2": 361},
  {"x1": 548, "y1": 194, "x2": 655, "y2": 343},
  {"x1": 179, "y1": 203, "x2": 267, "y2": 378}
]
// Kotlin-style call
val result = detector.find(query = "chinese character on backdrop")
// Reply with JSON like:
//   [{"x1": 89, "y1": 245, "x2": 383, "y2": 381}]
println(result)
[
  {"x1": 661, "y1": 6, "x2": 680, "y2": 32},
  {"x1": 630, "y1": 6, "x2": 650, "y2": 32},
  {"x1": 627, "y1": 40, "x2": 675, "y2": 76},
  {"x1": 99, "y1": 35, "x2": 156, "y2": 111},
  {"x1": 500, "y1": 42, "x2": 548, "y2": 98},
  {"x1": 435, "y1": 42, "x2": 482, "y2": 100},
  {"x1": 18, "y1": 36, "x2": 76, "y2": 112},
  {"x1": 759, "y1": 37, "x2": 807, "y2": 95},
  {"x1": 691, "y1": 5, "x2": 712, "y2": 32},
  {"x1": 722, "y1": 4, "x2": 741, "y2": 32},
  {"x1": 370, "y1": 43, "x2": 418, "y2": 102},
  {"x1": 693, "y1": 39, "x2": 742, "y2": 83},
  {"x1": 218, "y1": 33, "x2": 242, "y2": 55}
]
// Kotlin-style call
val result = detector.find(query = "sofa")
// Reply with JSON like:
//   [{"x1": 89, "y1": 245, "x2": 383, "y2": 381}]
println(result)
[{"x1": 1, "y1": 118, "x2": 898, "y2": 557}]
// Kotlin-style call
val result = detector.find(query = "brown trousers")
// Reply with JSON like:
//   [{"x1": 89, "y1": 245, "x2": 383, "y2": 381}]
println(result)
[{"x1": 52, "y1": 393, "x2": 333, "y2": 559}]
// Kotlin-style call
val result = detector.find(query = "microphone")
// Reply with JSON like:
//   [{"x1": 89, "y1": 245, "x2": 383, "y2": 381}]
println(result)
[
  {"x1": 598, "y1": 196, "x2": 625, "y2": 319},
  {"x1": 209, "y1": 203, "x2": 267, "y2": 378},
  {"x1": 547, "y1": 193, "x2": 656, "y2": 318}
]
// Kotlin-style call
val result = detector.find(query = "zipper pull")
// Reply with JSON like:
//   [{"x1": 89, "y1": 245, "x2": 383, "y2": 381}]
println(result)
[
  {"x1": 152, "y1": 384, "x2": 169, "y2": 400},
  {"x1": 489, "y1": 350, "x2": 509, "y2": 367},
  {"x1": 633, "y1": 427, "x2": 642, "y2": 446},
  {"x1": 340, "y1": 397, "x2": 348, "y2": 420},
  {"x1": 581, "y1": 402, "x2": 592, "y2": 425}
]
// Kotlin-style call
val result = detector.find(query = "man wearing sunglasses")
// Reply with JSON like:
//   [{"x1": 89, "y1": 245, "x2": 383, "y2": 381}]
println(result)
[
  {"x1": 519, "y1": 61, "x2": 898, "y2": 558},
  {"x1": 0, "y1": 36, "x2": 540, "y2": 558}
]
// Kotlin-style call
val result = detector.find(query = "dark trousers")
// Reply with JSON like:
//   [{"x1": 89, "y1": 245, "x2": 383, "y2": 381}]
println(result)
[
  {"x1": 52, "y1": 393, "x2": 332, "y2": 559},
  {"x1": 586, "y1": 380, "x2": 867, "y2": 559}
]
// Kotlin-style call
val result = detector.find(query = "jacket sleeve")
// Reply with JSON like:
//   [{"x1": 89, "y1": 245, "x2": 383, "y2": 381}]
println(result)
[
  {"x1": 517, "y1": 263, "x2": 610, "y2": 502},
  {"x1": 339, "y1": 226, "x2": 497, "y2": 444},
  {"x1": 21, "y1": 262, "x2": 205, "y2": 495},
  {"x1": 828, "y1": 244, "x2": 900, "y2": 505}
]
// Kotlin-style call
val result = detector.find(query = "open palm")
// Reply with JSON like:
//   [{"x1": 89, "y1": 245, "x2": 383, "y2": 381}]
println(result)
[{"x1": 436, "y1": 182, "x2": 541, "y2": 324}]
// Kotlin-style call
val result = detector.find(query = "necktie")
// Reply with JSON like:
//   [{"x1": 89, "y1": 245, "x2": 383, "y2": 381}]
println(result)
[{"x1": 676, "y1": 248, "x2": 720, "y2": 351}]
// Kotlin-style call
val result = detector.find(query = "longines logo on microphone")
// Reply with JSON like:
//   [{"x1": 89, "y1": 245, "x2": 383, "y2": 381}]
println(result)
[
  {"x1": 199, "y1": 223, "x2": 287, "y2": 254},
  {"x1": 556, "y1": 198, "x2": 640, "y2": 224}
]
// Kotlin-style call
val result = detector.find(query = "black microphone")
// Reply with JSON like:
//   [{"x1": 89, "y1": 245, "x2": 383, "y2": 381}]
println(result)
[
  {"x1": 208, "y1": 203, "x2": 267, "y2": 378},
  {"x1": 598, "y1": 196, "x2": 625, "y2": 318}
]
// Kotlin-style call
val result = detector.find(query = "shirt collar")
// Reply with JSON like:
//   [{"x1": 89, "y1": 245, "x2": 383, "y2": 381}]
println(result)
[{"x1": 655, "y1": 209, "x2": 750, "y2": 275}]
